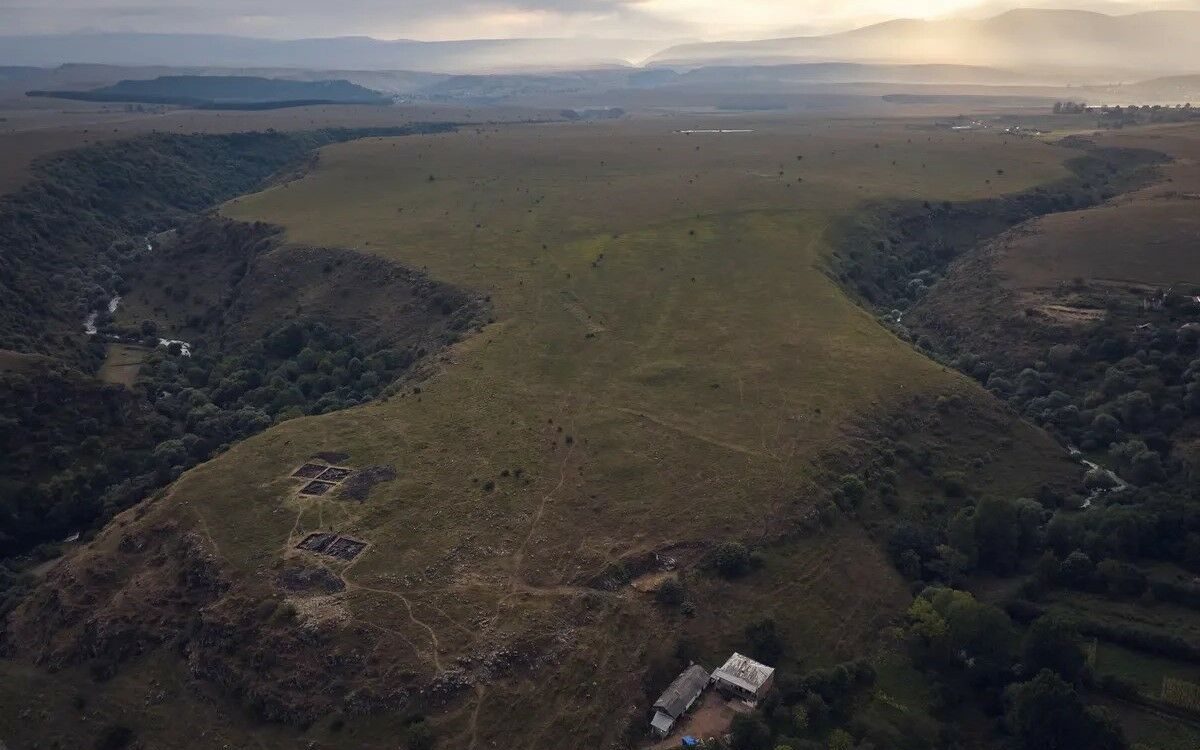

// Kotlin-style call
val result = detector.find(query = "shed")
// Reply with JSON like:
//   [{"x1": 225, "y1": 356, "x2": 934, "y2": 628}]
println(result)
[
  {"x1": 650, "y1": 663, "x2": 710, "y2": 737},
  {"x1": 710, "y1": 652, "x2": 775, "y2": 701}
]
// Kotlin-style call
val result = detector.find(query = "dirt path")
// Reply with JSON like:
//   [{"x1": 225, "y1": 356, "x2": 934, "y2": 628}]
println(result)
[
  {"x1": 345, "y1": 582, "x2": 444, "y2": 672},
  {"x1": 614, "y1": 406, "x2": 766, "y2": 458},
  {"x1": 190, "y1": 506, "x2": 223, "y2": 562},
  {"x1": 508, "y1": 426, "x2": 577, "y2": 592},
  {"x1": 466, "y1": 684, "x2": 487, "y2": 750}
]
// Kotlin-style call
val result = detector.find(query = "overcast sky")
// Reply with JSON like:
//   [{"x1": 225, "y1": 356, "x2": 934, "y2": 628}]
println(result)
[{"x1": 1, "y1": 0, "x2": 1196, "y2": 40}]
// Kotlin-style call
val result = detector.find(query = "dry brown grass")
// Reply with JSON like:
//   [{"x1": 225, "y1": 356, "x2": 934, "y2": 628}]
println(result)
[{"x1": 996, "y1": 123, "x2": 1200, "y2": 290}]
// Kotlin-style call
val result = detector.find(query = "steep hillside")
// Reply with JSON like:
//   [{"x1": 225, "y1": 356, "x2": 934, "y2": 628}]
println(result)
[
  {"x1": 0, "y1": 213, "x2": 484, "y2": 562},
  {"x1": 836, "y1": 123, "x2": 1200, "y2": 750},
  {"x1": 0, "y1": 124, "x2": 453, "y2": 365}
]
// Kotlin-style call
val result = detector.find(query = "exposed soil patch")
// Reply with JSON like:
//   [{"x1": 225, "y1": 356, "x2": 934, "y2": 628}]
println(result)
[
  {"x1": 291, "y1": 463, "x2": 328, "y2": 479},
  {"x1": 317, "y1": 466, "x2": 353, "y2": 482},
  {"x1": 338, "y1": 465, "x2": 398, "y2": 502},
  {"x1": 326, "y1": 536, "x2": 368, "y2": 561},
  {"x1": 584, "y1": 546, "x2": 683, "y2": 591},
  {"x1": 295, "y1": 532, "x2": 368, "y2": 561},
  {"x1": 290, "y1": 461, "x2": 355, "y2": 495},
  {"x1": 646, "y1": 691, "x2": 746, "y2": 749},
  {"x1": 630, "y1": 570, "x2": 675, "y2": 593},
  {"x1": 298, "y1": 480, "x2": 336, "y2": 496},
  {"x1": 1035, "y1": 303, "x2": 1106, "y2": 324},
  {"x1": 297, "y1": 532, "x2": 337, "y2": 553},
  {"x1": 275, "y1": 565, "x2": 346, "y2": 595}
]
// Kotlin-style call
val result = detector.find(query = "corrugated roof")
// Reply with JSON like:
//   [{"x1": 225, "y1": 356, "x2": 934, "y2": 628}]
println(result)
[
  {"x1": 651, "y1": 710, "x2": 675, "y2": 734},
  {"x1": 653, "y1": 664, "x2": 710, "y2": 718},
  {"x1": 711, "y1": 652, "x2": 774, "y2": 694}
]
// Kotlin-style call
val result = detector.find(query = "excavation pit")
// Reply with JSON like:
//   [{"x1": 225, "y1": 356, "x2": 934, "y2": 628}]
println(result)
[
  {"x1": 295, "y1": 532, "x2": 367, "y2": 561},
  {"x1": 291, "y1": 463, "x2": 329, "y2": 479},
  {"x1": 297, "y1": 532, "x2": 336, "y2": 554},
  {"x1": 299, "y1": 480, "x2": 337, "y2": 496},
  {"x1": 325, "y1": 536, "x2": 368, "y2": 560},
  {"x1": 317, "y1": 467, "x2": 354, "y2": 482}
]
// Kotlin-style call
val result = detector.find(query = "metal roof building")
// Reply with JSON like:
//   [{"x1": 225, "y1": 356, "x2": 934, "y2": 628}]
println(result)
[
  {"x1": 650, "y1": 664, "x2": 710, "y2": 737},
  {"x1": 710, "y1": 652, "x2": 775, "y2": 701}
]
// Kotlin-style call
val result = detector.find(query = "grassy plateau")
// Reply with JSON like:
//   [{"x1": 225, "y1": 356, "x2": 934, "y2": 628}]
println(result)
[{"x1": 2, "y1": 114, "x2": 1079, "y2": 749}]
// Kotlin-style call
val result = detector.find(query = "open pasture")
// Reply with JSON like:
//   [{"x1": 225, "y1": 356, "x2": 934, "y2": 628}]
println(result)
[
  {"x1": 212, "y1": 116, "x2": 1073, "y2": 744},
  {"x1": 0, "y1": 99, "x2": 542, "y2": 197},
  {"x1": 995, "y1": 122, "x2": 1200, "y2": 291},
  {"x1": 96, "y1": 344, "x2": 149, "y2": 387},
  {"x1": 1, "y1": 113, "x2": 1080, "y2": 750}
]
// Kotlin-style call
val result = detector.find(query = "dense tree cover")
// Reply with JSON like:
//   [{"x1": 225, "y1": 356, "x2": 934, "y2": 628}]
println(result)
[
  {"x1": 907, "y1": 588, "x2": 1017, "y2": 685},
  {"x1": 0, "y1": 124, "x2": 470, "y2": 601},
  {"x1": 1096, "y1": 103, "x2": 1200, "y2": 129},
  {"x1": 905, "y1": 590, "x2": 1127, "y2": 748},
  {"x1": 0, "y1": 363, "x2": 166, "y2": 556},
  {"x1": 966, "y1": 298, "x2": 1200, "y2": 490},
  {"x1": 862, "y1": 153, "x2": 1200, "y2": 495},
  {"x1": 827, "y1": 137, "x2": 1200, "y2": 747},
  {"x1": 728, "y1": 659, "x2": 877, "y2": 750},
  {"x1": 889, "y1": 494, "x2": 1054, "y2": 588},
  {"x1": 1052, "y1": 101, "x2": 1089, "y2": 114},
  {"x1": 1006, "y1": 670, "x2": 1125, "y2": 749},
  {"x1": 0, "y1": 318, "x2": 432, "y2": 566},
  {"x1": 1021, "y1": 614, "x2": 1086, "y2": 682},
  {"x1": 0, "y1": 124, "x2": 453, "y2": 361},
  {"x1": 832, "y1": 144, "x2": 1165, "y2": 313}
]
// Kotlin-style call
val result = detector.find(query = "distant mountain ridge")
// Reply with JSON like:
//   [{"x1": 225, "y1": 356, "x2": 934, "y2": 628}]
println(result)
[
  {"x1": 648, "y1": 9, "x2": 1200, "y2": 76},
  {"x1": 2, "y1": 9, "x2": 1199, "y2": 81},
  {"x1": 0, "y1": 33, "x2": 665, "y2": 74},
  {"x1": 26, "y1": 75, "x2": 389, "y2": 108}
]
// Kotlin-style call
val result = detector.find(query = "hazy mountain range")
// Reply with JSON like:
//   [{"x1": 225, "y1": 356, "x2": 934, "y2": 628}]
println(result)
[
  {"x1": 26, "y1": 75, "x2": 389, "y2": 107},
  {"x1": 2, "y1": 9, "x2": 1199, "y2": 80},
  {"x1": 647, "y1": 9, "x2": 1200, "y2": 76},
  {"x1": 0, "y1": 33, "x2": 667, "y2": 74}
]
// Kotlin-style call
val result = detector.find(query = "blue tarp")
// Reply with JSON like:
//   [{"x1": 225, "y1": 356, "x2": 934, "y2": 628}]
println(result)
[{"x1": 681, "y1": 737, "x2": 699, "y2": 748}]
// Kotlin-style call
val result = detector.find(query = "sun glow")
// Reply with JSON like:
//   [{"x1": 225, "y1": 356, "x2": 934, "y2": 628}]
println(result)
[{"x1": 634, "y1": 0, "x2": 996, "y2": 36}]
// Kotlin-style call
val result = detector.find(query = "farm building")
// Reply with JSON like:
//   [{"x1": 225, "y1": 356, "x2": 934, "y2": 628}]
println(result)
[
  {"x1": 710, "y1": 652, "x2": 775, "y2": 702},
  {"x1": 650, "y1": 664, "x2": 710, "y2": 737}
]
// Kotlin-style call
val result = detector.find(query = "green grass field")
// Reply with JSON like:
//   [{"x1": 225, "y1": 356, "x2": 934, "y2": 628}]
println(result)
[
  {"x1": 1044, "y1": 590, "x2": 1200, "y2": 645},
  {"x1": 1096, "y1": 696, "x2": 1200, "y2": 750},
  {"x1": 96, "y1": 344, "x2": 149, "y2": 387},
  {"x1": 1, "y1": 115, "x2": 1081, "y2": 749},
  {"x1": 1095, "y1": 641, "x2": 1200, "y2": 697}
]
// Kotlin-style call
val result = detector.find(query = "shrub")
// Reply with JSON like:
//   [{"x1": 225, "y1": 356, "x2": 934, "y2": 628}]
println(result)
[
  {"x1": 1060, "y1": 551, "x2": 1095, "y2": 588},
  {"x1": 730, "y1": 713, "x2": 771, "y2": 750},
  {"x1": 94, "y1": 725, "x2": 135, "y2": 750},
  {"x1": 655, "y1": 577, "x2": 685, "y2": 607},
  {"x1": 827, "y1": 729, "x2": 854, "y2": 750},
  {"x1": 406, "y1": 720, "x2": 435, "y2": 750},
  {"x1": 835, "y1": 475, "x2": 867, "y2": 508},
  {"x1": 714, "y1": 541, "x2": 751, "y2": 577},
  {"x1": 744, "y1": 618, "x2": 785, "y2": 664},
  {"x1": 1022, "y1": 614, "x2": 1085, "y2": 682},
  {"x1": 792, "y1": 705, "x2": 809, "y2": 732}
]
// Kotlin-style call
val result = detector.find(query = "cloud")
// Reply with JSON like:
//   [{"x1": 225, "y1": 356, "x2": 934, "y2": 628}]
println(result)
[
  {"x1": 0, "y1": 0, "x2": 684, "y2": 38},
  {"x1": 0, "y1": 0, "x2": 1190, "y2": 40}
]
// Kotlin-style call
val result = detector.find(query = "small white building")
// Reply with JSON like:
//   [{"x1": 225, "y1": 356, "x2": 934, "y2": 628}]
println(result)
[
  {"x1": 710, "y1": 652, "x2": 775, "y2": 702},
  {"x1": 650, "y1": 664, "x2": 710, "y2": 737}
]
